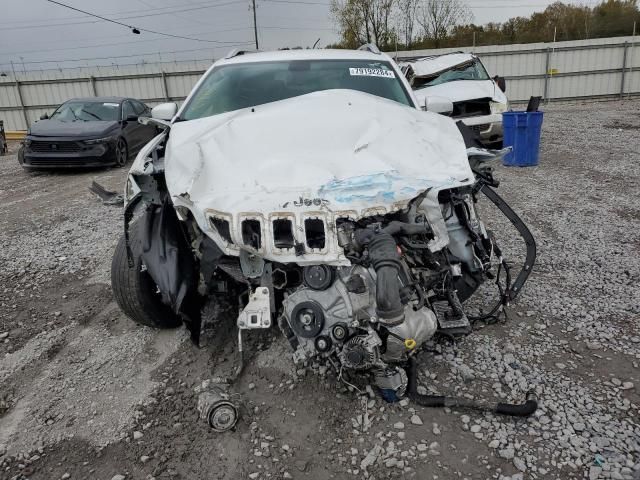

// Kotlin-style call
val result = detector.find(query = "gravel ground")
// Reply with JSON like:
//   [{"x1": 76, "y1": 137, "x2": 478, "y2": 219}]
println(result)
[{"x1": 0, "y1": 99, "x2": 639, "y2": 480}]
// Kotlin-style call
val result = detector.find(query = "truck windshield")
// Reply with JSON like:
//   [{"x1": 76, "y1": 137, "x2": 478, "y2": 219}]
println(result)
[
  {"x1": 181, "y1": 59, "x2": 413, "y2": 121},
  {"x1": 413, "y1": 60, "x2": 490, "y2": 89},
  {"x1": 50, "y1": 101, "x2": 121, "y2": 122}
]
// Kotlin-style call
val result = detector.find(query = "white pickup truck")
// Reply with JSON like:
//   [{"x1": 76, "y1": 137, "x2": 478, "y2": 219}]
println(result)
[{"x1": 401, "y1": 53, "x2": 508, "y2": 147}]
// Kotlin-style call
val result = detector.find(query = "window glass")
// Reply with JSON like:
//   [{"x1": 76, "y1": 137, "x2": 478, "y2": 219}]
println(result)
[
  {"x1": 122, "y1": 101, "x2": 136, "y2": 119},
  {"x1": 181, "y1": 59, "x2": 412, "y2": 121},
  {"x1": 50, "y1": 101, "x2": 120, "y2": 122},
  {"x1": 413, "y1": 60, "x2": 490, "y2": 89},
  {"x1": 132, "y1": 100, "x2": 146, "y2": 115}
]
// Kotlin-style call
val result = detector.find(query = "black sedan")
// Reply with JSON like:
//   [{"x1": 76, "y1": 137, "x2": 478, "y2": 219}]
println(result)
[{"x1": 20, "y1": 96, "x2": 156, "y2": 169}]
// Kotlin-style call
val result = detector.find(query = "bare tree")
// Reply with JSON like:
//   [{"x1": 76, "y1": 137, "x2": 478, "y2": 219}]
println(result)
[
  {"x1": 331, "y1": 0, "x2": 397, "y2": 49},
  {"x1": 417, "y1": 0, "x2": 473, "y2": 48},
  {"x1": 396, "y1": 0, "x2": 419, "y2": 47}
]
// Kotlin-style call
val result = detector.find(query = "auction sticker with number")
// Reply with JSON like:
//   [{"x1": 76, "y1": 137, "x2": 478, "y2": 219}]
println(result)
[{"x1": 349, "y1": 67, "x2": 395, "y2": 78}]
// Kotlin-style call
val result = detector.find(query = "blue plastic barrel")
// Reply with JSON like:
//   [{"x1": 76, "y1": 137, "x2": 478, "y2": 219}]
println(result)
[{"x1": 502, "y1": 111, "x2": 544, "y2": 167}]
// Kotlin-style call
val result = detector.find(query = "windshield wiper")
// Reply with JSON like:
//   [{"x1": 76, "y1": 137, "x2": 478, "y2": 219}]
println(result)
[{"x1": 80, "y1": 109, "x2": 102, "y2": 121}]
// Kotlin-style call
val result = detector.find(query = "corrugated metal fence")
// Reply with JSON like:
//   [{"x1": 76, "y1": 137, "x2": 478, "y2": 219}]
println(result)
[{"x1": 1, "y1": 36, "x2": 639, "y2": 131}]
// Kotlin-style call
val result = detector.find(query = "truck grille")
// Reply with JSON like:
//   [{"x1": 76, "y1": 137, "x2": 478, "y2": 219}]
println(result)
[
  {"x1": 469, "y1": 123, "x2": 491, "y2": 133},
  {"x1": 30, "y1": 141, "x2": 81, "y2": 153},
  {"x1": 209, "y1": 214, "x2": 329, "y2": 253},
  {"x1": 452, "y1": 99, "x2": 491, "y2": 118}
]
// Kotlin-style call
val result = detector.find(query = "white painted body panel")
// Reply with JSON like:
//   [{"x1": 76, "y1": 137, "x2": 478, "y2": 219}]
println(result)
[{"x1": 165, "y1": 89, "x2": 472, "y2": 265}]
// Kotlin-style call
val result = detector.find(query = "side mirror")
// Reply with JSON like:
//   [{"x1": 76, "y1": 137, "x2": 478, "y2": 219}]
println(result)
[
  {"x1": 39, "y1": 113, "x2": 49, "y2": 120},
  {"x1": 493, "y1": 75, "x2": 506, "y2": 93},
  {"x1": 151, "y1": 102, "x2": 178, "y2": 121},
  {"x1": 423, "y1": 96, "x2": 454, "y2": 116},
  {"x1": 125, "y1": 114, "x2": 138, "y2": 122}
]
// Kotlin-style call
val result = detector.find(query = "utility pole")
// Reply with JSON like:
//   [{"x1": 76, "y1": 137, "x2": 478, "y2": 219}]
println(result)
[
  {"x1": 630, "y1": 21, "x2": 636, "y2": 98},
  {"x1": 252, "y1": 0, "x2": 259, "y2": 50}
]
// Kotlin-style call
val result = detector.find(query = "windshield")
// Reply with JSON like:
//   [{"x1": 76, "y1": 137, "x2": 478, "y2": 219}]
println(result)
[
  {"x1": 50, "y1": 101, "x2": 121, "y2": 122},
  {"x1": 181, "y1": 59, "x2": 412, "y2": 121},
  {"x1": 413, "y1": 59, "x2": 490, "y2": 89}
]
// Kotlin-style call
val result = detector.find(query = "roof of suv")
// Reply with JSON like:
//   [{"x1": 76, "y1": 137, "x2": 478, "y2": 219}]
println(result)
[{"x1": 217, "y1": 48, "x2": 394, "y2": 67}]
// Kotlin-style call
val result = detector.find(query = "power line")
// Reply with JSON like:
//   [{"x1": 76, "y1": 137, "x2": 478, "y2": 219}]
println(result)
[
  {"x1": 1, "y1": 27, "x2": 255, "y2": 57},
  {"x1": 0, "y1": 0, "x2": 241, "y2": 27},
  {"x1": 0, "y1": 43, "x2": 254, "y2": 67},
  {"x1": 0, "y1": 22, "x2": 334, "y2": 59},
  {"x1": 45, "y1": 0, "x2": 246, "y2": 43}
]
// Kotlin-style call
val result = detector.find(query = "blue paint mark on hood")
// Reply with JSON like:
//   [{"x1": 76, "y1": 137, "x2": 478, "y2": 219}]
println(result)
[{"x1": 319, "y1": 172, "x2": 426, "y2": 204}]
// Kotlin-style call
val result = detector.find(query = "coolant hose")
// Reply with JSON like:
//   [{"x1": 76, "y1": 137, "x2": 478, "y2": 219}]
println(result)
[{"x1": 406, "y1": 357, "x2": 538, "y2": 417}]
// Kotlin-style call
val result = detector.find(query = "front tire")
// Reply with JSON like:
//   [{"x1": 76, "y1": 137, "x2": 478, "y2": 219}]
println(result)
[
  {"x1": 115, "y1": 138, "x2": 128, "y2": 167},
  {"x1": 110, "y1": 230, "x2": 182, "y2": 329}
]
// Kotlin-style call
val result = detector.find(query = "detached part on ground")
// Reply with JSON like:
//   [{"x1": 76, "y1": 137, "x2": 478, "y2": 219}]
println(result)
[
  {"x1": 110, "y1": 48, "x2": 538, "y2": 420},
  {"x1": 88, "y1": 181, "x2": 124, "y2": 206}
]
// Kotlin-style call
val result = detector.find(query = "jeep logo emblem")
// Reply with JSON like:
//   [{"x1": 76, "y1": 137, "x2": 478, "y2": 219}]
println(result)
[{"x1": 281, "y1": 197, "x2": 330, "y2": 208}]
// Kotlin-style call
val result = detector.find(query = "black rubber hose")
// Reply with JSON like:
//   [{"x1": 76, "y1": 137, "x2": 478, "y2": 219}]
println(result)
[
  {"x1": 480, "y1": 185, "x2": 536, "y2": 301},
  {"x1": 495, "y1": 394, "x2": 539, "y2": 417},
  {"x1": 368, "y1": 233, "x2": 405, "y2": 322},
  {"x1": 405, "y1": 357, "x2": 538, "y2": 417}
]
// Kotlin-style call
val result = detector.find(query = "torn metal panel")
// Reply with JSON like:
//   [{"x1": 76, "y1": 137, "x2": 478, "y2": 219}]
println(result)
[
  {"x1": 129, "y1": 132, "x2": 167, "y2": 176},
  {"x1": 134, "y1": 201, "x2": 197, "y2": 314}
]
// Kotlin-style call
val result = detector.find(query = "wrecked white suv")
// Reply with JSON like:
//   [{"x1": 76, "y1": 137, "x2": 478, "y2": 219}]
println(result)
[
  {"x1": 402, "y1": 53, "x2": 508, "y2": 147},
  {"x1": 111, "y1": 46, "x2": 537, "y2": 414}
]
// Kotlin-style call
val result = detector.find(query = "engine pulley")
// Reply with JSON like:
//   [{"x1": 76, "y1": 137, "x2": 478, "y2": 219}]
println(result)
[
  {"x1": 331, "y1": 323, "x2": 349, "y2": 342},
  {"x1": 314, "y1": 335, "x2": 332, "y2": 353},
  {"x1": 290, "y1": 301, "x2": 325, "y2": 338},
  {"x1": 303, "y1": 265, "x2": 334, "y2": 291}
]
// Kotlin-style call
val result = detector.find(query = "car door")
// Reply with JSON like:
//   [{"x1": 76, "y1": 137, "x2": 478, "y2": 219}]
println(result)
[
  {"x1": 131, "y1": 100, "x2": 156, "y2": 146},
  {"x1": 121, "y1": 100, "x2": 146, "y2": 153}
]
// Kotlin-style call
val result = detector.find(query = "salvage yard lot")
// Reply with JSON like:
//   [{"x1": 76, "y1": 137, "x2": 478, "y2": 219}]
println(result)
[{"x1": 0, "y1": 99, "x2": 639, "y2": 480}]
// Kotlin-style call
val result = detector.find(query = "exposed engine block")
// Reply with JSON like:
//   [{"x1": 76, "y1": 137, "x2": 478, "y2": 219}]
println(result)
[{"x1": 281, "y1": 264, "x2": 437, "y2": 396}]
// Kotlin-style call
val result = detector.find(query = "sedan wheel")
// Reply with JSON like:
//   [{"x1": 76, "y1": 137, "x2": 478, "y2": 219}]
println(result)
[{"x1": 115, "y1": 138, "x2": 128, "y2": 167}]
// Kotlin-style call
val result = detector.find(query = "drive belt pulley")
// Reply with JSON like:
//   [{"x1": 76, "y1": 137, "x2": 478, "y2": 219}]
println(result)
[{"x1": 290, "y1": 301, "x2": 324, "y2": 338}]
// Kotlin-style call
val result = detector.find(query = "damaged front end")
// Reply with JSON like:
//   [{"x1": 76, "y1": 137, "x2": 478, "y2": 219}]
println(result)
[{"x1": 114, "y1": 92, "x2": 536, "y2": 415}]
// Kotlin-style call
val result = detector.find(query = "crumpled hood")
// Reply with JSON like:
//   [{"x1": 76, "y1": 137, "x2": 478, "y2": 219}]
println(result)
[
  {"x1": 165, "y1": 89, "x2": 472, "y2": 217},
  {"x1": 413, "y1": 80, "x2": 506, "y2": 105},
  {"x1": 28, "y1": 119, "x2": 119, "y2": 138},
  {"x1": 409, "y1": 53, "x2": 475, "y2": 77}
]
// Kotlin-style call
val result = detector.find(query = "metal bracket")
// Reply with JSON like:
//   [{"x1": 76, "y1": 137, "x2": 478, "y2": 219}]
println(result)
[{"x1": 237, "y1": 287, "x2": 272, "y2": 329}]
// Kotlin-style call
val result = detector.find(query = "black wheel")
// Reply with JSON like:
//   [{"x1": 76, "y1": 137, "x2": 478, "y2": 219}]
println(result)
[
  {"x1": 110, "y1": 229, "x2": 182, "y2": 329},
  {"x1": 115, "y1": 138, "x2": 128, "y2": 167}
]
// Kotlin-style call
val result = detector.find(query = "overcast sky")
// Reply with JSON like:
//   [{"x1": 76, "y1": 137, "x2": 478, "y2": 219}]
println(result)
[{"x1": 0, "y1": 0, "x2": 600, "y2": 72}]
